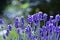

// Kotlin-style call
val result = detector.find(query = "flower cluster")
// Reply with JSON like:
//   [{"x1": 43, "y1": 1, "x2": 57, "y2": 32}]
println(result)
[{"x1": 0, "y1": 11, "x2": 60, "y2": 40}]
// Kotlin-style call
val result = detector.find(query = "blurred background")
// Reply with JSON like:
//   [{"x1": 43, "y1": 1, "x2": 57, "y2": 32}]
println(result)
[{"x1": 0, "y1": 0, "x2": 60, "y2": 24}]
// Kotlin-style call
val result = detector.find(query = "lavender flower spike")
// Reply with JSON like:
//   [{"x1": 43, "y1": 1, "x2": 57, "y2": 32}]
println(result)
[
  {"x1": 55, "y1": 14, "x2": 60, "y2": 21},
  {"x1": 15, "y1": 17, "x2": 19, "y2": 28},
  {"x1": 20, "y1": 16, "x2": 24, "y2": 24},
  {"x1": 20, "y1": 16, "x2": 25, "y2": 29},
  {"x1": 28, "y1": 15, "x2": 33, "y2": 24},
  {"x1": 38, "y1": 11, "x2": 43, "y2": 20},
  {"x1": 49, "y1": 16, "x2": 53, "y2": 21},
  {"x1": 42, "y1": 26, "x2": 47, "y2": 37},
  {"x1": 33, "y1": 14, "x2": 39, "y2": 21},
  {"x1": 16, "y1": 28, "x2": 20, "y2": 35},
  {"x1": 43, "y1": 13, "x2": 47, "y2": 21},
  {"x1": 25, "y1": 24, "x2": 31, "y2": 33},
  {"x1": 21, "y1": 23, "x2": 24, "y2": 29},
  {"x1": 0, "y1": 19, "x2": 3, "y2": 24},
  {"x1": 8, "y1": 24, "x2": 12, "y2": 31},
  {"x1": 6, "y1": 29, "x2": 9, "y2": 37}
]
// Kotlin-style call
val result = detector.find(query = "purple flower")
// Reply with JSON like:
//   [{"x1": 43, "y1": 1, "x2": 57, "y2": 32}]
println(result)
[
  {"x1": 38, "y1": 11, "x2": 43, "y2": 20},
  {"x1": 32, "y1": 14, "x2": 39, "y2": 21},
  {"x1": 34, "y1": 21, "x2": 39, "y2": 27},
  {"x1": 54, "y1": 27, "x2": 60, "y2": 35},
  {"x1": 15, "y1": 17, "x2": 19, "y2": 21},
  {"x1": 16, "y1": 28, "x2": 20, "y2": 35},
  {"x1": 8, "y1": 24, "x2": 12, "y2": 31},
  {"x1": 49, "y1": 16, "x2": 53, "y2": 22},
  {"x1": 51, "y1": 36, "x2": 55, "y2": 40},
  {"x1": 44, "y1": 36, "x2": 48, "y2": 40},
  {"x1": 0, "y1": 19, "x2": 3, "y2": 24},
  {"x1": 38, "y1": 33, "x2": 42, "y2": 39},
  {"x1": 27, "y1": 33, "x2": 32, "y2": 38},
  {"x1": 42, "y1": 26, "x2": 47, "y2": 36},
  {"x1": 6, "y1": 29, "x2": 9, "y2": 36},
  {"x1": 21, "y1": 23, "x2": 24, "y2": 29},
  {"x1": 47, "y1": 23, "x2": 53, "y2": 30},
  {"x1": 55, "y1": 14, "x2": 60, "y2": 21},
  {"x1": 27, "y1": 15, "x2": 33, "y2": 24},
  {"x1": 59, "y1": 15, "x2": 60, "y2": 21},
  {"x1": 25, "y1": 25, "x2": 32, "y2": 38},
  {"x1": 46, "y1": 21, "x2": 50, "y2": 27},
  {"x1": 50, "y1": 16, "x2": 53, "y2": 20},
  {"x1": 47, "y1": 23, "x2": 53, "y2": 35},
  {"x1": 20, "y1": 16, "x2": 24, "y2": 24},
  {"x1": 50, "y1": 19, "x2": 56, "y2": 25},
  {"x1": 25, "y1": 24, "x2": 31, "y2": 33},
  {"x1": 43, "y1": 13, "x2": 47, "y2": 21},
  {"x1": 15, "y1": 17, "x2": 19, "y2": 28},
  {"x1": 30, "y1": 36, "x2": 35, "y2": 40},
  {"x1": 26, "y1": 25, "x2": 31, "y2": 38},
  {"x1": 20, "y1": 16, "x2": 24, "y2": 29}
]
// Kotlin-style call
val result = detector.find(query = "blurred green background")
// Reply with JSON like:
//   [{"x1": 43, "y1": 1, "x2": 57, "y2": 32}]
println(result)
[{"x1": 0, "y1": 0, "x2": 60, "y2": 27}]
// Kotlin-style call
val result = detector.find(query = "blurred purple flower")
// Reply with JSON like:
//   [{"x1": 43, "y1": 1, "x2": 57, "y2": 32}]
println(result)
[
  {"x1": 16, "y1": 28, "x2": 20, "y2": 35},
  {"x1": 55, "y1": 14, "x2": 60, "y2": 21},
  {"x1": 33, "y1": 14, "x2": 39, "y2": 21},
  {"x1": 47, "y1": 23, "x2": 53, "y2": 30},
  {"x1": 43, "y1": 13, "x2": 47, "y2": 21},
  {"x1": 42, "y1": 26, "x2": 47, "y2": 37},
  {"x1": 54, "y1": 27, "x2": 60, "y2": 35},
  {"x1": 27, "y1": 33, "x2": 32, "y2": 38},
  {"x1": 6, "y1": 29, "x2": 9, "y2": 36},
  {"x1": 50, "y1": 19, "x2": 56, "y2": 25},
  {"x1": 8, "y1": 24, "x2": 12, "y2": 31},
  {"x1": 28, "y1": 15, "x2": 33, "y2": 24},
  {"x1": 47, "y1": 23, "x2": 53, "y2": 35},
  {"x1": 51, "y1": 36, "x2": 56, "y2": 40},
  {"x1": 46, "y1": 21, "x2": 50, "y2": 27},
  {"x1": 25, "y1": 24, "x2": 31, "y2": 33},
  {"x1": 49, "y1": 16, "x2": 53, "y2": 22},
  {"x1": 30, "y1": 36, "x2": 35, "y2": 40},
  {"x1": 20, "y1": 16, "x2": 24, "y2": 24},
  {"x1": 34, "y1": 21, "x2": 39, "y2": 28},
  {"x1": 38, "y1": 11, "x2": 43, "y2": 20},
  {"x1": 44, "y1": 36, "x2": 48, "y2": 40},
  {"x1": 14, "y1": 17, "x2": 19, "y2": 28},
  {"x1": 0, "y1": 19, "x2": 3, "y2": 24},
  {"x1": 20, "y1": 16, "x2": 24, "y2": 29},
  {"x1": 59, "y1": 15, "x2": 60, "y2": 21},
  {"x1": 21, "y1": 23, "x2": 24, "y2": 29}
]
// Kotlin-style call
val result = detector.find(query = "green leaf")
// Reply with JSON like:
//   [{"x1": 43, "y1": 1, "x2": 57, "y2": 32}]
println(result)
[{"x1": 21, "y1": 3, "x2": 29, "y2": 9}]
